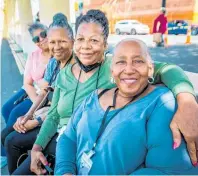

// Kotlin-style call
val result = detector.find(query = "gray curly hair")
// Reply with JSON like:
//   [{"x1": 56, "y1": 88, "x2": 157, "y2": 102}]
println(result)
[{"x1": 28, "y1": 22, "x2": 48, "y2": 37}]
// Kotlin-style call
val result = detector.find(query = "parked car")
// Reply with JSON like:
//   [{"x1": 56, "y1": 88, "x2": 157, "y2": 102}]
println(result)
[
  {"x1": 114, "y1": 20, "x2": 150, "y2": 35},
  {"x1": 168, "y1": 20, "x2": 198, "y2": 35}
]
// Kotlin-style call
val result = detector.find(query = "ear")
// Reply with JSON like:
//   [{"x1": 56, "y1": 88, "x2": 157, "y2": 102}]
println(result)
[
  {"x1": 104, "y1": 42, "x2": 108, "y2": 51},
  {"x1": 71, "y1": 39, "x2": 74, "y2": 46},
  {"x1": 148, "y1": 62, "x2": 154, "y2": 78},
  {"x1": 110, "y1": 58, "x2": 114, "y2": 76}
]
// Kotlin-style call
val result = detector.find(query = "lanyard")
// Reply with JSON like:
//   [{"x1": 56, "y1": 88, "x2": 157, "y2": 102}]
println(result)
[
  {"x1": 91, "y1": 84, "x2": 149, "y2": 151},
  {"x1": 71, "y1": 64, "x2": 102, "y2": 113}
]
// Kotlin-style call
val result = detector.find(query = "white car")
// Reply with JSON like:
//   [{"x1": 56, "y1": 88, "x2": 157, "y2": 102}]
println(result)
[{"x1": 115, "y1": 20, "x2": 150, "y2": 35}]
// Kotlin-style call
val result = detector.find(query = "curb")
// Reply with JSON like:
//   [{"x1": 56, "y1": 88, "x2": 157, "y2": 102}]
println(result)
[{"x1": 8, "y1": 39, "x2": 26, "y2": 75}]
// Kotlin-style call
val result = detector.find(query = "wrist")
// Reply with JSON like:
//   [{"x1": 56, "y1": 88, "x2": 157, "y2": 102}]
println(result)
[
  {"x1": 33, "y1": 119, "x2": 39, "y2": 126},
  {"x1": 32, "y1": 144, "x2": 43, "y2": 152},
  {"x1": 35, "y1": 116, "x2": 43, "y2": 126},
  {"x1": 25, "y1": 114, "x2": 34, "y2": 119},
  {"x1": 177, "y1": 92, "x2": 197, "y2": 106}
]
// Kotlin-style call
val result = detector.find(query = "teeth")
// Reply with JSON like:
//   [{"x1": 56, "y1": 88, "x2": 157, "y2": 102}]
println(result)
[{"x1": 123, "y1": 79, "x2": 136, "y2": 83}]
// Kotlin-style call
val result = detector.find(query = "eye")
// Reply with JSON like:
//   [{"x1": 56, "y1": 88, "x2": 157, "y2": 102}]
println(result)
[
  {"x1": 61, "y1": 40, "x2": 67, "y2": 43},
  {"x1": 116, "y1": 60, "x2": 126, "y2": 65},
  {"x1": 77, "y1": 38, "x2": 84, "y2": 41},
  {"x1": 133, "y1": 59, "x2": 145, "y2": 64},
  {"x1": 90, "y1": 39, "x2": 99, "y2": 43},
  {"x1": 49, "y1": 41, "x2": 55, "y2": 44}
]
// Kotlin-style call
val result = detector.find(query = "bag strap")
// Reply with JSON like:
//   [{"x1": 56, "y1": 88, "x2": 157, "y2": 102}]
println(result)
[{"x1": 48, "y1": 61, "x2": 60, "y2": 86}]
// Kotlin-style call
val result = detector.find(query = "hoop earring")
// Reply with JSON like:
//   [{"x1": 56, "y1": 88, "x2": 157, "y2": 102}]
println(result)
[
  {"x1": 148, "y1": 77, "x2": 154, "y2": 84},
  {"x1": 110, "y1": 77, "x2": 115, "y2": 84}
]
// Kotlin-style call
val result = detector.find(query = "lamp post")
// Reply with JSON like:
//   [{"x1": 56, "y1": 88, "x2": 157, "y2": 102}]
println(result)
[{"x1": 162, "y1": 0, "x2": 166, "y2": 8}]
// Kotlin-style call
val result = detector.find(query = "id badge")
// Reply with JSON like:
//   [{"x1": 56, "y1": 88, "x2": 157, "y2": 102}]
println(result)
[{"x1": 79, "y1": 150, "x2": 95, "y2": 175}]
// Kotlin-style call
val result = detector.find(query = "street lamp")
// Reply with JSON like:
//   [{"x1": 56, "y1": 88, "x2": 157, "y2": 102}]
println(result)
[{"x1": 162, "y1": 0, "x2": 166, "y2": 8}]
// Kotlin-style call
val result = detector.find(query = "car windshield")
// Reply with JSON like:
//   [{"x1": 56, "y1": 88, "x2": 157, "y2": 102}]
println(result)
[{"x1": 131, "y1": 21, "x2": 141, "y2": 24}]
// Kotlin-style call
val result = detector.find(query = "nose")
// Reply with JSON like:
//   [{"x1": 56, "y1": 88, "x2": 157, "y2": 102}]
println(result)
[
  {"x1": 54, "y1": 42, "x2": 61, "y2": 50},
  {"x1": 81, "y1": 40, "x2": 91, "y2": 49},
  {"x1": 39, "y1": 36, "x2": 45, "y2": 43},
  {"x1": 124, "y1": 62, "x2": 136, "y2": 74}
]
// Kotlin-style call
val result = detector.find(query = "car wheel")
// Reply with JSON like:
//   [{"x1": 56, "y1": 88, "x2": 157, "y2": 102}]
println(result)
[
  {"x1": 116, "y1": 29, "x2": 121, "y2": 35},
  {"x1": 131, "y1": 28, "x2": 136, "y2": 35},
  {"x1": 191, "y1": 29, "x2": 198, "y2": 35}
]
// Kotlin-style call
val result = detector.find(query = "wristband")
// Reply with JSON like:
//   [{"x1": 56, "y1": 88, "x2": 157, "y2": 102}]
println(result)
[{"x1": 35, "y1": 116, "x2": 43, "y2": 126}]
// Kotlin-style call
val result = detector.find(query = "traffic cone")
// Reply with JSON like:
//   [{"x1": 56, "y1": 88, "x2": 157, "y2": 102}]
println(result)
[
  {"x1": 164, "y1": 30, "x2": 168, "y2": 47},
  {"x1": 185, "y1": 26, "x2": 191, "y2": 44}
]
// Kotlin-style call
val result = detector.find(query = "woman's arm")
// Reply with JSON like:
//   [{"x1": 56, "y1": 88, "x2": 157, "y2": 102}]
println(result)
[
  {"x1": 55, "y1": 129, "x2": 77, "y2": 175},
  {"x1": 55, "y1": 96, "x2": 87, "y2": 175},
  {"x1": 34, "y1": 86, "x2": 61, "y2": 149},
  {"x1": 153, "y1": 62, "x2": 198, "y2": 164},
  {"x1": 23, "y1": 54, "x2": 38, "y2": 102},
  {"x1": 30, "y1": 86, "x2": 61, "y2": 174},
  {"x1": 153, "y1": 61, "x2": 195, "y2": 97},
  {"x1": 132, "y1": 94, "x2": 198, "y2": 174},
  {"x1": 18, "y1": 61, "x2": 54, "y2": 126},
  {"x1": 23, "y1": 75, "x2": 37, "y2": 103}
]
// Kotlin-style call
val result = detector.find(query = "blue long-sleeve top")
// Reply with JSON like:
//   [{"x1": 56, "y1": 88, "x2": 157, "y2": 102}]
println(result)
[{"x1": 55, "y1": 86, "x2": 198, "y2": 175}]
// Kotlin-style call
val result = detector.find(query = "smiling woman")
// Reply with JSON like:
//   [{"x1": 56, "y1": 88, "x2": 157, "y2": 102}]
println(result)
[
  {"x1": 55, "y1": 39, "x2": 198, "y2": 175},
  {"x1": 1, "y1": 13, "x2": 75, "y2": 175},
  {"x1": 112, "y1": 39, "x2": 154, "y2": 97},
  {"x1": 1, "y1": 22, "x2": 51, "y2": 127},
  {"x1": 19, "y1": 9, "x2": 197, "y2": 175}
]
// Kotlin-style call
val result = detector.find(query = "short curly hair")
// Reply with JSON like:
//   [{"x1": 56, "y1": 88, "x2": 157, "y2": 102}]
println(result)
[
  {"x1": 28, "y1": 22, "x2": 48, "y2": 37},
  {"x1": 75, "y1": 9, "x2": 109, "y2": 42}
]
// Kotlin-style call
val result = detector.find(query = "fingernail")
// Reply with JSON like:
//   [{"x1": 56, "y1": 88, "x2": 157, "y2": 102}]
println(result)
[
  {"x1": 193, "y1": 162, "x2": 198, "y2": 167},
  {"x1": 173, "y1": 142, "x2": 178, "y2": 149}
]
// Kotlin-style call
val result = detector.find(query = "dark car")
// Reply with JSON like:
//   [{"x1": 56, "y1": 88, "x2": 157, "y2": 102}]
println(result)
[{"x1": 168, "y1": 20, "x2": 198, "y2": 35}]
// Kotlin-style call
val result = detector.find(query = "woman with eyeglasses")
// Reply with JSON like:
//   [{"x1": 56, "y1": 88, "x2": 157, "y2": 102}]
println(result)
[
  {"x1": 1, "y1": 23, "x2": 50, "y2": 128},
  {"x1": 28, "y1": 10, "x2": 198, "y2": 175},
  {"x1": 1, "y1": 13, "x2": 75, "y2": 175},
  {"x1": 0, "y1": 22, "x2": 51, "y2": 168}
]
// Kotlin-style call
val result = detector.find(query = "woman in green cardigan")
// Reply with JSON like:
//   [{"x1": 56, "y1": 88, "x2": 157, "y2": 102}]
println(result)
[{"x1": 29, "y1": 10, "x2": 198, "y2": 175}]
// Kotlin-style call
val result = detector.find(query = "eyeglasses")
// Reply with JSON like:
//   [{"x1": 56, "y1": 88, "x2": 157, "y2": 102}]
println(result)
[{"x1": 32, "y1": 30, "x2": 47, "y2": 43}]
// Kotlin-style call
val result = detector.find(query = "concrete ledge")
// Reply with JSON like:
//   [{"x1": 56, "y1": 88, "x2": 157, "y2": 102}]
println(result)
[{"x1": 9, "y1": 43, "x2": 26, "y2": 75}]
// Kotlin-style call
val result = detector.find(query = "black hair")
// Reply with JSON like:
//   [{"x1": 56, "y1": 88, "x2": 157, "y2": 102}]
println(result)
[
  {"x1": 49, "y1": 13, "x2": 73, "y2": 40},
  {"x1": 75, "y1": 9, "x2": 109, "y2": 42}
]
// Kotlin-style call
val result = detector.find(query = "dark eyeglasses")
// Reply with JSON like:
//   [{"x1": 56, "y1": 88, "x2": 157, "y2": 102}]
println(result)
[{"x1": 32, "y1": 30, "x2": 47, "y2": 43}]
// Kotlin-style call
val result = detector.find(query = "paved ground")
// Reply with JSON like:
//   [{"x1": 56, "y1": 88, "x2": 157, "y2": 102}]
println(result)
[
  {"x1": 108, "y1": 34, "x2": 198, "y2": 47},
  {"x1": 1, "y1": 39, "x2": 23, "y2": 175}
]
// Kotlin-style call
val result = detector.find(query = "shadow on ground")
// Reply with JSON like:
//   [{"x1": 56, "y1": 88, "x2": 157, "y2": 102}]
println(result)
[
  {"x1": 149, "y1": 44, "x2": 198, "y2": 73},
  {"x1": 108, "y1": 44, "x2": 198, "y2": 73}
]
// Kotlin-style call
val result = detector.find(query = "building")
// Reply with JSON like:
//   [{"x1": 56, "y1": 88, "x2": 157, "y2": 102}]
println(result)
[{"x1": 83, "y1": 0, "x2": 198, "y2": 33}]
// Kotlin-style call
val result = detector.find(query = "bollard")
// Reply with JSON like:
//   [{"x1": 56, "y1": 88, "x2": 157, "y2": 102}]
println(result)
[
  {"x1": 185, "y1": 25, "x2": 191, "y2": 44},
  {"x1": 164, "y1": 30, "x2": 168, "y2": 47}
]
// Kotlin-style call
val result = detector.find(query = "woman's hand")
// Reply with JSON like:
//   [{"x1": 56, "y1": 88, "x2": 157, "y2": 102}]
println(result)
[
  {"x1": 13, "y1": 116, "x2": 38, "y2": 133},
  {"x1": 13, "y1": 116, "x2": 28, "y2": 133},
  {"x1": 24, "y1": 119, "x2": 39, "y2": 131},
  {"x1": 170, "y1": 93, "x2": 198, "y2": 166},
  {"x1": 31, "y1": 145, "x2": 48, "y2": 175}
]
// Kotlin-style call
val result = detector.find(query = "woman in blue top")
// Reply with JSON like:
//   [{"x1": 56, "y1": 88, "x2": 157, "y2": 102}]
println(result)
[{"x1": 55, "y1": 39, "x2": 198, "y2": 175}]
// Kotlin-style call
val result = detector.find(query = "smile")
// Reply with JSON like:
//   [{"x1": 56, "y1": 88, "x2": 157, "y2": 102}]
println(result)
[
  {"x1": 80, "y1": 53, "x2": 93, "y2": 56},
  {"x1": 54, "y1": 52, "x2": 63, "y2": 55},
  {"x1": 122, "y1": 78, "x2": 137, "y2": 84}
]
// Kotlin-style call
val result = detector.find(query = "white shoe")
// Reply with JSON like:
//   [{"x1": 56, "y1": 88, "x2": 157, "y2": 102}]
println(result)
[{"x1": 0, "y1": 156, "x2": 7, "y2": 168}]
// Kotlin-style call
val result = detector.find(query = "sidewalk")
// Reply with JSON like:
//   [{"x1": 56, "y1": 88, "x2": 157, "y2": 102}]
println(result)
[{"x1": 1, "y1": 39, "x2": 23, "y2": 175}]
